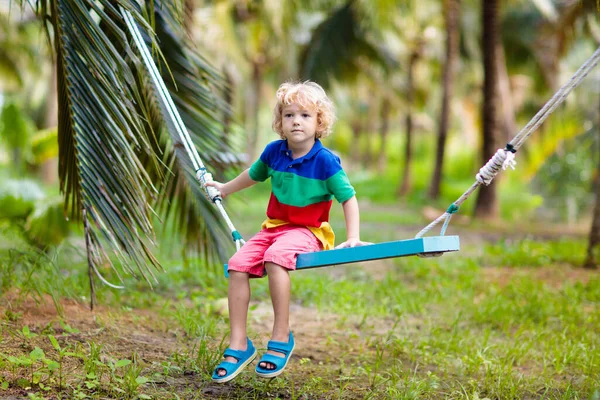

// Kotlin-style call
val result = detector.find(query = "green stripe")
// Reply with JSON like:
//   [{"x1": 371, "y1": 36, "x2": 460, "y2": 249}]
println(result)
[
  {"x1": 269, "y1": 169, "x2": 355, "y2": 207},
  {"x1": 249, "y1": 159, "x2": 269, "y2": 182},
  {"x1": 327, "y1": 170, "x2": 356, "y2": 203},
  {"x1": 270, "y1": 169, "x2": 332, "y2": 207}
]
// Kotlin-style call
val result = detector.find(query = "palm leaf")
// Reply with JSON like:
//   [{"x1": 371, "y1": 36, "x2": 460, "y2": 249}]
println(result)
[
  {"x1": 299, "y1": 2, "x2": 392, "y2": 89},
  {"x1": 136, "y1": 4, "x2": 239, "y2": 261},
  {"x1": 34, "y1": 0, "x2": 235, "y2": 286}
]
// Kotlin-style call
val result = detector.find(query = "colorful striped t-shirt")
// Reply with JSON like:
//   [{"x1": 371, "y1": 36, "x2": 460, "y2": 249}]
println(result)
[{"x1": 249, "y1": 139, "x2": 355, "y2": 250}]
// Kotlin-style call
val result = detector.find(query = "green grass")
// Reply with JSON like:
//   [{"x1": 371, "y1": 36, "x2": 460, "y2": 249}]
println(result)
[{"x1": 0, "y1": 212, "x2": 599, "y2": 399}]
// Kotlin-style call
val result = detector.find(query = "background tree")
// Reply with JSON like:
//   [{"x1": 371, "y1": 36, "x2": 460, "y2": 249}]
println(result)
[
  {"x1": 190, "y1": 0, "x2": 301, "y2": 164},
  {"x1": 473, "y1": 0, "x2": 500, "y2": 218},
  {"x1": 398, "y1": 42, "x2": 422, "y2": 196},
  {"x1": 585, "y1": 145, "x2": 600, "y2": 270},
  {"x1": 429, "y1": 0, "x2": 460, "y2": 199}
]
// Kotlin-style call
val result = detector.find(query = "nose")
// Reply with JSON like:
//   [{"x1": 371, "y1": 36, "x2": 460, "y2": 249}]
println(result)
[{"x1": 293, "y1": 114, "x2": 301, "y2": 124}]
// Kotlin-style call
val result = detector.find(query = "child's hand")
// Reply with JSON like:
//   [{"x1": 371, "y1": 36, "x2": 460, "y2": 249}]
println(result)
[
  {"x1": 335, "y1": 238, "x2": 372, "y2": 249},
  {"x1": 204, "y1": 181, "x2": 227, "y2": 198}
]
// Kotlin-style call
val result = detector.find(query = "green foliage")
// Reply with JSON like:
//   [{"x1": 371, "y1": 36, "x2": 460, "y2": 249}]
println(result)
[
  {"x1": 0, "y1": 180, "x2": 71, "y2": 247},
  {"x1": 531, "y1": 126, "x2": 597, "y2": 222},
  {"x1": 0, "y1": 102, "x2": 34, "y2": 157},
  {"x1": 24, "y1": 197, "x2": 71, "y2": 247},
  {"x1": 30, "y1": 128, "x2": 58, "y2": 165},
  {"x1": 0, "y1": 179, "x2": 44, "y2": 219}
]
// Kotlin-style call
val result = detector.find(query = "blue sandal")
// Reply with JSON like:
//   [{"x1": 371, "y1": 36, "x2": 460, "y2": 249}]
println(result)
[
  {"x1": 255, "y1": 331, "x2": 295, "y2": 378},
  {"x1": 212, "y1": 337, "x2": 257, "y2": 383}
]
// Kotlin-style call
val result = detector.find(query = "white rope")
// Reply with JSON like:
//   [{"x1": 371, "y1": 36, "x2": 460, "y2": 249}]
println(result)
[
  {"x1": 475, "y1": 148, "x2": 516, "y2": 185},
  {"x1": 121, "y1": 8, "x2": 245, "y2": 249},
  {"x1": 417, "y1": 46, "x2": 600, "y2": 238}
]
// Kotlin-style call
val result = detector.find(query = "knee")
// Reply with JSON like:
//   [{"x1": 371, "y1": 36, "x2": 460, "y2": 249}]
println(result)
[
  {"x1": 228, "y1": 270, "x2": 249, "y2": 283},
  {"x1": 265, "y1": 262, "x2": 288, "y2": 276}
]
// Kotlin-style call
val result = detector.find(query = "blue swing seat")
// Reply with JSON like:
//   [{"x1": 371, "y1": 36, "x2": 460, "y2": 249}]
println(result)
[{"x1": 224, "y1": 235, "x2": 459, "y2": 277}]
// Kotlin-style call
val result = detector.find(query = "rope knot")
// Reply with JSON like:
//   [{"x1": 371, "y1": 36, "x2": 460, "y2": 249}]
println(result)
[{"x1": 476, "y1": 148, "x2": 516, "y2": 185}]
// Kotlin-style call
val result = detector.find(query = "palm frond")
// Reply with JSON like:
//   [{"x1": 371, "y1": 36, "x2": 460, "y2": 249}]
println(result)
[
  {"x1": 34, "y1": 0, "x2": 237, "y2": 286},
  {"x1": 300, "y1": 2, "x2": 392, "y2": 89},
  {"x1": 137, "y1": 4, "x2": 239, "y2": 262}
]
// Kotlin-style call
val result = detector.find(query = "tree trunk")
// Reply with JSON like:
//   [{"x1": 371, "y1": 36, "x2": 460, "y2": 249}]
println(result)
[
  {"x1": 361, "y1": 101, "x2": 378, "y2": 168},
  {"x1": 584, "y1": 105, "x2": 600, "y2": 269},
  {"x1": 474, "y1": 0, "x2": 500, "y2": 218},
  {"x1": 245, "y1": 61, "x2": 262, "y2": 165},
  {"x1": 429, "y1": 0, "x2": 460, "y2": 199},
  {"x1": 496, "y1": 41, "x2": 516, "y2": 142},
  {"x1": 350, "y1": 118, "x2": 363, "y2": 167},
  {"x1": 399, "y1": 51, "x2": 419, "y2": 196},
  {"x1": 378, "y1": 96, "x2": 391, "y2": 174},
  {"x1": 40, "y1": 62, "x2": 59, "y2": 185},
  {"x1": 585, "y1": 180, "x2": 600, "y2": 269}
]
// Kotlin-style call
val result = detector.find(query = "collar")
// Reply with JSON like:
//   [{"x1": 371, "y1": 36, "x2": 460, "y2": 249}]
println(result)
[{"x1": 280, "y1": 139, "x2": 323, "y2": 161}]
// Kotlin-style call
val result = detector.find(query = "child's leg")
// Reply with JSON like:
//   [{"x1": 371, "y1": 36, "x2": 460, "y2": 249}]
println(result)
[
  {"x1": 228, "y1": 271, "x2": 251, "y2": 348},
  {"x1": 257, "y1": 225, "x2": 321, "y2": 370},
  {"x1": 217, "y1": 270, "x2": 251, "y2": 377},
  {"x1": 259, "y1": 262, "x2": 291, "y2": 370}
]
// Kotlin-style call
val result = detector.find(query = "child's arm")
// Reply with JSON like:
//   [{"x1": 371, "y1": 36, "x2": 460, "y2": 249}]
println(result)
[
  {"x1": 204, "y1": 169, "x2": 257, "y2": 198},
  {"x1": 335, "y1": 195, "x2": 370, "y2": 248}
]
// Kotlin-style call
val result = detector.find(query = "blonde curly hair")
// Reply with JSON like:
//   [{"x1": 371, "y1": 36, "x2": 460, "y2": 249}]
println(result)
[{"x1": 272, "y1": 81, "x2": 336, "y2": 139}]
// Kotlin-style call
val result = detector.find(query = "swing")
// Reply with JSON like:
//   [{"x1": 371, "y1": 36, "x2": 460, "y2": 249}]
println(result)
[
  {"x1": 122, "y1": 9, "x2": 600, "y2": 275},
  {"x1": 222, "y1": 235, "x2": 460, "y2": 277}
]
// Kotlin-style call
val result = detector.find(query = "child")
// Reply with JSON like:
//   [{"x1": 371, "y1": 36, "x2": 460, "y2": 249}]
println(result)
[{"x1": 206, "y1": 81, "x2": 366, "y2": 383}]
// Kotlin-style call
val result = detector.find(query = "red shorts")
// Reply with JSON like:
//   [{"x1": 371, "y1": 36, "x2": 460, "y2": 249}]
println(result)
[{"x1": 227, "y1": 225, "x2": 322, "y2": 278}]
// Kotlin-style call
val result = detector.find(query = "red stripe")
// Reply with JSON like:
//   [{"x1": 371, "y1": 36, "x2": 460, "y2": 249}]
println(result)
[{"x1": 266, "y1": 193, "x2": 332, "y2": 227}]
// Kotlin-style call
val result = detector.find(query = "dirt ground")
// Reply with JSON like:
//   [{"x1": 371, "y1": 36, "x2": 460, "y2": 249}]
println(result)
[{"x1": 0, "y1": 289, "x2": 393, "y2": 399}]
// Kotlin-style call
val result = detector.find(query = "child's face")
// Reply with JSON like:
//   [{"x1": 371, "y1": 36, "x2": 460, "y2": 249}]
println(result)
[{"x1": 281, "y1": 103, "x2": 319, "y2": 148}]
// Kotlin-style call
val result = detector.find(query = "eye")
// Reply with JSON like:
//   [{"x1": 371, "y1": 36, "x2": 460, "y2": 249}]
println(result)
[
  {"x1": 285, "y1": 113, "x2": 292, "y2": 118},
  {"x1": 302, "y1": 113, "x2": 310, "y2": 118}
]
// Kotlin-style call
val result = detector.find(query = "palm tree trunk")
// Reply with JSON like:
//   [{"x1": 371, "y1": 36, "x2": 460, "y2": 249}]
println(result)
[
  {"x1": 496, "y1": 42, "x2": 516, "y2": 142},
  {"x1": 429, "y1": 0, "x2": 460, "y2": 199},
  {"x1": 584, "y1": 105, "x2": 600, "y2": 269},
  {"x1": 378, "y1": 96, "x2": 391, "y2": 174},
  {"x1": 474, "y1": 0, "x2": 500, "y2": 218},
  {"x1": 350, "y1": 118, "x2": 363, "y2": 166},
  {"x1": 245, "y1": 61, "x2": 262, "y2": 165},
  {"x1": 40, "y1": 62, "x2": 59, "y2": 185},
  {"x1": 399, "y1": 50, "x2": 419, "y2": 196},
  {"x1": 584, "y1": 173, "x2": 600, "y2": 269},
  {"x1": 361, "y1": 101, "x2": 378, "y2": 168}
]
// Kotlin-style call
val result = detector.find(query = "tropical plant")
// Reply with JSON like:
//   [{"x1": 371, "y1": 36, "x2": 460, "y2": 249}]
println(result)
[
  {"x1": 18, "y1": 0, "x2": 236, "y2": 302},
  {"x1": 299, "y1": 0, "x2": 395, "y2": 90}
]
